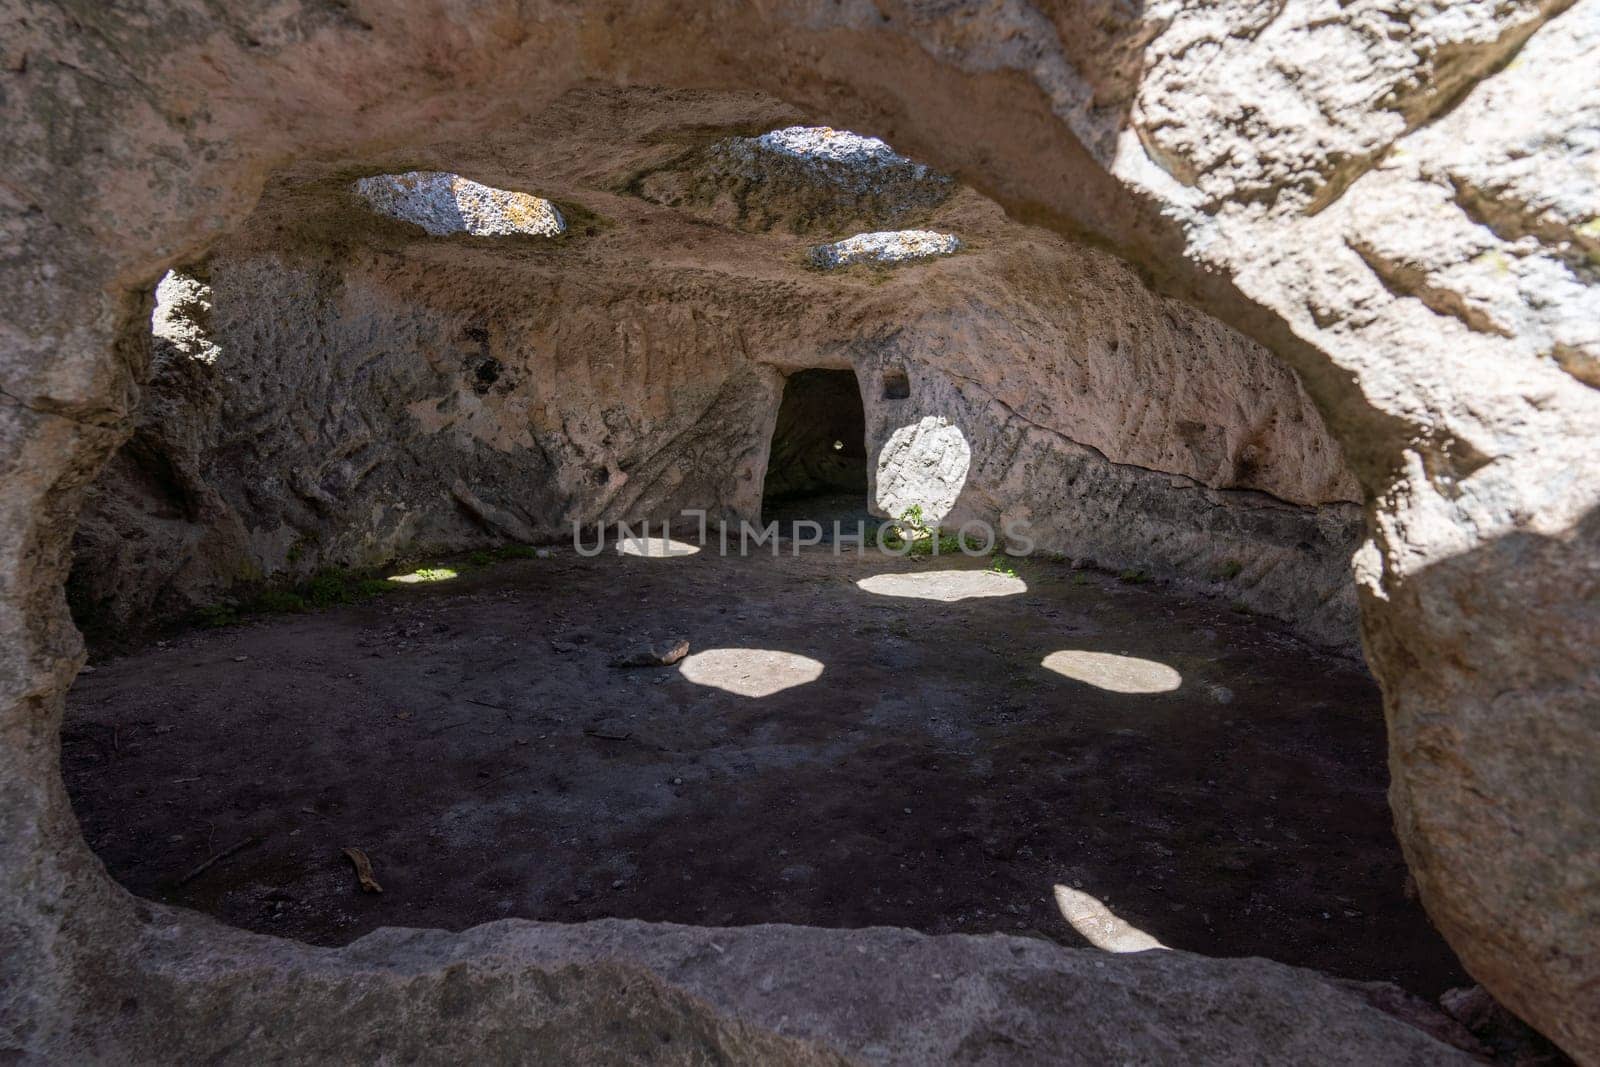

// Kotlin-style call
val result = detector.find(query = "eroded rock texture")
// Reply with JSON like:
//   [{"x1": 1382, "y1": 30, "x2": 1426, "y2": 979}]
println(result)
[
  {"x1": 86, "y1": 914, "x2": 1472, "y2": 1065},
  {"x1": 2, "y1": 1, "x2": 1596, "y2": 1061},
  {"x1": 69, "y1": 121, "x2": 1362, "y2": 649},
  {"x1": 353, "y1": 171, "x2": 567, "y2": 237}
]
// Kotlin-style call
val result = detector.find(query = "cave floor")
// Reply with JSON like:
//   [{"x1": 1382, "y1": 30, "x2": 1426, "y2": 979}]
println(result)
[{"x1": 64, "y1": 545, "x2": 1467, "y2": 997}]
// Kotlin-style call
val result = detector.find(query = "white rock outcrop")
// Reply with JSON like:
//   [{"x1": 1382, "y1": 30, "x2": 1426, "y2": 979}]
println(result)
[
  {"x1": 352, "y1": 171, "x2": 565, "y2": 237},
  {"x1": 810, "y1": 230, "x2": 961, "y2": 269}
]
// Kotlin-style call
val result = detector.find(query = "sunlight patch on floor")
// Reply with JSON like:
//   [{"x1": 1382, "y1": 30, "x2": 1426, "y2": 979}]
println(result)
[
  {"x1": 1041, "y1": 650, "x2": 1181, "y2": 694},
  {"x1": 1053, "y1": 885, "x2": 1169, "y2": 952},
  {"x1": 616, "y1": 537, "x2": 701, "y2": 557},
  {"x1": 387, "y1": 566, "x2": 459, "y2": 584},
  {"x1": 679, "y1": 648, "x2": 824, "y2": 698},
  {"x1": 856, "y1": 569, "x2": 1026, "y2": 602}
]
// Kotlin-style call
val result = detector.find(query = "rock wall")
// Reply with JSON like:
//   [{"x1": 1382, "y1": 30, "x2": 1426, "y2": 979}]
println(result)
[
  {"x1": 69, "y1": 154, "x2": 1361, "y2": 651},
  {"x1": 3, "y1": 2, "x2": 1595, "y2": 1060}
]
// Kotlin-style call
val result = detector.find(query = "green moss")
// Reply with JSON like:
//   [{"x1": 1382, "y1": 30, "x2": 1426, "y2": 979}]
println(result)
[
  {"x1": 1216, "y1": 559, "x2": 1244, "y2": 580},
  {"x1": 989, "y1": 553, "x2": 1021, "y2": 578},
  {"x1": 1117, "y1": 568, "x2": 1151, "y2": 584}
]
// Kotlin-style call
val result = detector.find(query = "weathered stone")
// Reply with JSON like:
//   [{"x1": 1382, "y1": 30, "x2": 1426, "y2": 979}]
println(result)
[
  {"x1": 36, "y1": 910, "x2": 1473, "y2": 1064},
  {"x1": 353, "y1": 171, "x2": 566, "y2": 237},
  {"x1": 810, "y1": 229, "x2": 962, "y2": 269},
  {"x1": 69, "y1": 136, "x2": 1361, "y2": 649},
  {"x1": 1, "y1": 0, "x2": 1596, "y2": 1060},
  {"x1": 636, "y1": 125, "x2": 956, "y2": 234}
]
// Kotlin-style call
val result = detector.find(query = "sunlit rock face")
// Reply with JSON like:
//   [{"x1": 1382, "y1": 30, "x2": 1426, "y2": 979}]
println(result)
[
  {"x1": 811, "y1": 230, "x2": 961, "y2": 269},
  {"x1": 151, "y1": 271, "x2": 220, "y2": 364},
  {"x1": 635, "y1": 125, "x2": 955, "y2": 234},
  {"x1": 754, "y1": 126, "x2": 934, "y2": 178},
  {"x1": 873, "y1": 416, "x2": 973, "y2": 525},
  {"x1": 353, "y1": 172, "x2": 565, "y2": 237}
]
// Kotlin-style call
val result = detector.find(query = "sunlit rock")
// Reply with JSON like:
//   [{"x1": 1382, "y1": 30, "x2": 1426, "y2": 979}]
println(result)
[
  {"x1": 635, "y1": 126, "x2": 954, "y2": 234},
  {"x1": 353, "y1": 171, "x2": 565, "y2": 237},
  {"x1": 875, "y1": 416, "x2": 972, "y2": 525},
  {"x1": 811, "y1": 230, "x2": 961, "y2": 269},
  {"x1": 152, "y1": 271, "x2": 220, "y2": 364}
]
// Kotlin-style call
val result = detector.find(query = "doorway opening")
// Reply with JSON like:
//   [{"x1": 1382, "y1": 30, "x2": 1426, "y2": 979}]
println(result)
[{"x1": 761, "y1": 369, "x2": 871, "y2": 540}]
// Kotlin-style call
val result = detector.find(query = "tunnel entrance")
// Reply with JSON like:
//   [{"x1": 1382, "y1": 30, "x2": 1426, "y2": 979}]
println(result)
[{"x1": 761, "y1": 369, "x2": 871, "y2": 540}]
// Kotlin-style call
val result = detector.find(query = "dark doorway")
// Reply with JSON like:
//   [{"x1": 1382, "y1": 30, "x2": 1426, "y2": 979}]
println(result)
[{"x1": 761, "y1": 369, "x2": 870, "y2": 539}]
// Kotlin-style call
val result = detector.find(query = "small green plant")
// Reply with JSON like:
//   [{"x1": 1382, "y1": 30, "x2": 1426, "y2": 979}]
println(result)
[
  {"x1": 1231, "y1": 601, "x2": 1251, "y2": 614},
  {"x1": 466, "y1": 550, "x2": 495, "y2": 567},
  {"x1": 495, "y1": 544, "x2": 540, "y2": 560},
  {"x1": 306, "y1": 569, "x2": 394, "y2": 606},
  {"x1": 1072, "y1": 573, "x2": 1092, "y2": 586},
  {"x1": 898, "y1": 504, "x2": 931, "y2": 540},
  {"x1": 906, "y1": 532, "x2": 964, "y2": 557},
  {"x1": 188, "y1": 564, "x2": 398, "y2": 631},
  {"x1": 989, "y1": 554, "x2": 1020, "y2": 578},
  {"x1": 1217, "y1": 559, "x2": 1244, "y2": 580},
  {"x1": 1117, "y1": 568, "x2": 1151, "y2": 584}
]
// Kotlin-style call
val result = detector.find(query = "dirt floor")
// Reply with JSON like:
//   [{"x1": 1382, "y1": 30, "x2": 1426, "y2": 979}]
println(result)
[{"x1": 63, "y1": 543, "x2": 1469, "y2": 997}]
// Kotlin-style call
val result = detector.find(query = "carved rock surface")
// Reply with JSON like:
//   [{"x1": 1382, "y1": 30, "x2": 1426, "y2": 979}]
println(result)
[
  {"x1": 810, "y1": 229, "x2": 962, "y2": 268},
  {"x1": 1, "y1": 0, "x2": 1596, "y2": 1061},
  {"x1": 61, "y1": 912, "x2": 1476, "y2": 1065},
  {"x1": 69, "y1": 121, "x2": 1362, "y2": 649}
]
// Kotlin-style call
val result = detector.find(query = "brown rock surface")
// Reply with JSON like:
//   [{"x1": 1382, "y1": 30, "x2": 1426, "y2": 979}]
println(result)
[
  {"x1": 1, "y1": 0, "x2": 1595, "y2": 1060},
  {"x1": 68, "y1": 120, "x2": 1363, "y2": 648}
]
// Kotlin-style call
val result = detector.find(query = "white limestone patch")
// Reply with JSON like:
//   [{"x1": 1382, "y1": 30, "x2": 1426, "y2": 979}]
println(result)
[
  {"x1": 730, "y1": 126, "x2": 951, "y2": 197},
  {"x1": 636, "y1": 126, "x2": 955, "y2": 232},
  {"x1": 875, "y1": 415, "x2": 972, "y2": 525},
  {"x1": 151, "y1": 270, "x2": 220, "y2": 364},
  {"x1": 352, "y1": 171, "x2": 565, "y2": 237},
  {"x1": 811, "y1": 229, "x2": 961, "y2": 269},
  {"x1": 757, "y1": 126, "x2": 920, "y2": 171}
]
